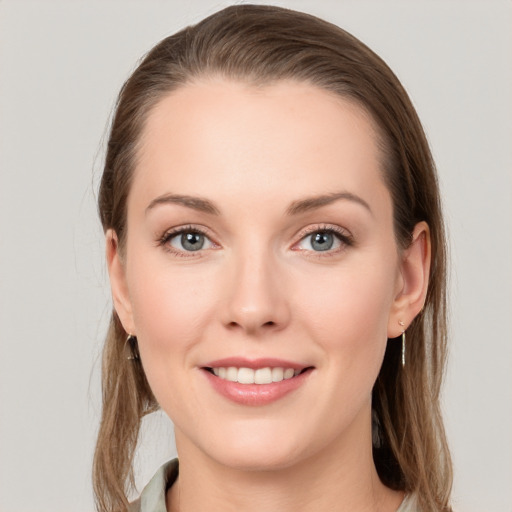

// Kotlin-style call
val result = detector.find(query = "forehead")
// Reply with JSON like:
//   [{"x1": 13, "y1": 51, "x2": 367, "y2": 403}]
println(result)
[{"x1": 132, "y1": 78, "x2": 390, "y2": 215}]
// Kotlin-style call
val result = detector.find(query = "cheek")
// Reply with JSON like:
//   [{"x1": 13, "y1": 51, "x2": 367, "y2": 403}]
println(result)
[
  {"x1": 126, "y1": 266, "x2": 221, "y2": 424},
  {"x1": 129, "y1": 263, "x2": 217, "y2": 348},
  {"x1": 289, "y1": 259, "x2": 398, "y2": 434},
  {"x1": 293, "y1": 257, "x2": 397, "y2": 365},
  {"x1": 124, "y1": 254, "x2": 220, "y2": 403}
]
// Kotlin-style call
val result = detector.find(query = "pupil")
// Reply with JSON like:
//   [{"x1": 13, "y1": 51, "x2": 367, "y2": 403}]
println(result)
[
  {"x1": 311, "y1": 232, "x2": 333, "y2": 251},
  {"x1": 182, "y1": 232, "x2": 204, "y2": 251}
]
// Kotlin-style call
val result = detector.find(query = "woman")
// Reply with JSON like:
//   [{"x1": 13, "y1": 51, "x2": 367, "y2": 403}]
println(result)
[{"x1": 94, "y1": 4, "x2": 452, "y2": 512}]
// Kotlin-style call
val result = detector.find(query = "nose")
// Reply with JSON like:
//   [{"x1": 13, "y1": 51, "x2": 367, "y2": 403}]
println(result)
[{"x1": 220, "y1": 247, "x2": 291, "y2": 336}]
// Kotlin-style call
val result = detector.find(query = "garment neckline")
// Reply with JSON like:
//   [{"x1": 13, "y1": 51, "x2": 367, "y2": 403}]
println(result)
[{"x1": 134, "y1": 459, "x2": 416, "y2": 512}]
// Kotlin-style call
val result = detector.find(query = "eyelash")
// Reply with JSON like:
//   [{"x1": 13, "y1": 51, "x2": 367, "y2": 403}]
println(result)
[
  {"x1": 293, "y1": 224, "x2": 354, "y2": 257},
  {"x1": 156, "y1": 224, "x2": 354, "y2": 258},
  {"x1": 157, "y1": 225, "x2": 215, "y2": 258}
]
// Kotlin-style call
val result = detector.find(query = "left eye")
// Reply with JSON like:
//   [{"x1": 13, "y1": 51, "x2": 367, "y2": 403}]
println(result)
[
  {"x1": 296, "y1": 230, "x2": 343, "y2": 252},
  {"x1": 168, "y1": 231, "x2": 214, "y2": 252}
]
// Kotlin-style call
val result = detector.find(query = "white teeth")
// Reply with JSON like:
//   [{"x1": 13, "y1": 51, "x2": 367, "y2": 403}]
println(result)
[
  {"x1": 284, "y1": 368, "x2": 295, "y2": 379},
  {"x1": 211, "y1": 366, "x2": 301, "y2": 384},
  {"x1": 254, "y1": 367, "x2": 272, "y2": 384},
  {"x1": 271, "y1": 367, "x2": 284, "y2": 382},
  {"x1": 226, "y1": 367, "x2": 237, "y2": 381},
  {"x1": 237, "y1": 367, "x2": 255, "y2": 384}
]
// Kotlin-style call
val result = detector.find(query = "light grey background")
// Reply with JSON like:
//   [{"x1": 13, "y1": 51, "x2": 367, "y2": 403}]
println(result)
[{"x1": 0, "y1": 1, "x2": 511, "y2": 511}]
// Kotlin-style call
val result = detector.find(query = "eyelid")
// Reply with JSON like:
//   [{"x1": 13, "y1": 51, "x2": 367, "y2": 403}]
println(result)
[
  {"x1": 156, "y1": 223, "x2": 353, "y2": 257},
  {"x1": 157, "y1": 224, "x2": 219, "y2": 256},
  {"x1": 291, "y1": 224, "x2": 354, "y2": 253}
]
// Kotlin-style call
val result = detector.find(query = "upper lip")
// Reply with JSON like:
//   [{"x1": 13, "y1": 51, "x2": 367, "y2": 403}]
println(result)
[{"x1": 203, "y1": 357, "x2": 310, "y2": 370}]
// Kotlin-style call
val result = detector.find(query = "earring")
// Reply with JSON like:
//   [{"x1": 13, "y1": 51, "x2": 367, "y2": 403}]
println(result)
[
  {"x1": 126, "y1": 334, "x2": 140, "y2": 361},
  {"x1": 401, "y1": 331, "x2": 406, "y2": 367},
  {"x1": 398, "y1": 321, "x2": 406, "y2": 367}
]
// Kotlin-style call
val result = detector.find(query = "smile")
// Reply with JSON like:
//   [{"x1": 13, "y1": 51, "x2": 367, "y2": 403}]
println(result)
[
  {"x1": 209, "y1": 366, "x2": 302, "y2": 384},
  {"x1": 202, "y1": 359, "x2": 314, "y2": 406}
]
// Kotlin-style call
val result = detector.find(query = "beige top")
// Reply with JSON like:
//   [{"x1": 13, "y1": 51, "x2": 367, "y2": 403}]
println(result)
[{"x1": 129, "y1": 459, "x2": 418, "y2": 512}]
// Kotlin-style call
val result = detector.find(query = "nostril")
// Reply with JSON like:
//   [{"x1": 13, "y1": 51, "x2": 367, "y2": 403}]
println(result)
[{"x1": 226, "y1": 320, "x2": 276, "y2": 329}]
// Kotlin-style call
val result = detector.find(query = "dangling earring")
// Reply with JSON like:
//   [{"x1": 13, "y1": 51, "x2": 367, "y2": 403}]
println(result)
[
  {"x1": 126, "y1": 334, "x2": 140, "y2": 361},
  {"x1": 401, "y1": 331, "x2": 406, "y2": 367},
  {"x1": 398, "y1": 320, "x2": 406, "y2": 367}
]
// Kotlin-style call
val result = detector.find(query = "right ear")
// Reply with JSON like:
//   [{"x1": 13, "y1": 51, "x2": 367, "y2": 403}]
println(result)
[{"x1": 106, "y1": 229, "x2": 136, "y2": 335}]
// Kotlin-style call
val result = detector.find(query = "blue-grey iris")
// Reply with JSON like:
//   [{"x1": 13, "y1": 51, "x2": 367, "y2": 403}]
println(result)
[
  {"x1": 182, "y1": 232, "x2": 204, "y2": 251},
  {"x1": 311, "y1": 232, "x2": 334, "y2": 251}
]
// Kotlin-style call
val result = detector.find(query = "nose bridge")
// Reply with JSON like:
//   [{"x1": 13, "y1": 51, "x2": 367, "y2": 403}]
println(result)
[{"x1": 222, "y1": 239, "x2": 289, "y2": 333}]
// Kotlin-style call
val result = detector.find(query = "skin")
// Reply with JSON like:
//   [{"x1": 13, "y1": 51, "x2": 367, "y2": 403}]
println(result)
[{"x1": 107, "y1": 79, "x2": 430, "y2": 512}]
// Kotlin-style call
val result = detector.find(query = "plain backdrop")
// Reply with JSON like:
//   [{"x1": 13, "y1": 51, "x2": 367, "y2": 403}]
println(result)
[{"x1": 0, "y1": 1, "x2": 511, "y2": 511}]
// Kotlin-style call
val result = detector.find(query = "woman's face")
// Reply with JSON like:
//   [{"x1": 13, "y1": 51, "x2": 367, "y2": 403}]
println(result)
[{"x1": 109, "y1": 79, "x2": 415, "y2": 470}]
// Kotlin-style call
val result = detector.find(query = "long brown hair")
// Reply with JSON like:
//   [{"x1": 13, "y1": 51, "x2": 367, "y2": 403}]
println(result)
[{"x1": 95, "y1": 5, "x2": 452, "y2": 511}]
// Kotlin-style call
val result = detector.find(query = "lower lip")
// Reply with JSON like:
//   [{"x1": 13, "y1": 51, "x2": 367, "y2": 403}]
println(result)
[{"x1": 202, "y1": 369, "x2": 312, "y2": 406}]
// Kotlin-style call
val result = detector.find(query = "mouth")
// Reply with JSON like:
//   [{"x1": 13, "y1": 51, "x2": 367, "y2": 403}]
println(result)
[
  {"x1": 204, "y1": 366, "x2": 311, "y2": 384},
  {"x1": 201, "y1": 358, "x2": 314, "y2": 406}
]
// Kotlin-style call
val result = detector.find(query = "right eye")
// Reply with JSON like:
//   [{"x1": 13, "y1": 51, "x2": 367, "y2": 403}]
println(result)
[
  {"x1": 159, "y1": 227, "x2": 216, "y2": 255},
  {"x1": 170, "y1": 231, "x2": 210, "y2": 252}
]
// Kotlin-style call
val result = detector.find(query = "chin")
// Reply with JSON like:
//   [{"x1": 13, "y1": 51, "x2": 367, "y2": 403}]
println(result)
[
  {"x1": 193, "y1": 421, "x2": 314, "y2": 472},
  {"x1": 210, "y1": 446, "x2": 302, "y2": 472}
]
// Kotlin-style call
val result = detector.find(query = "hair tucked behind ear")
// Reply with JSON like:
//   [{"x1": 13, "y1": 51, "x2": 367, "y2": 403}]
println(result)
[{"x1": 95, "y1": 5, "x2": 452, "y2": 511}]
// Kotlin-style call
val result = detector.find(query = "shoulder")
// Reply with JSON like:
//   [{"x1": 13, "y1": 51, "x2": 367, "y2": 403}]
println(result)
[
  {"x1": 129, "y1": 459, "x2": 179, "y2": 512},
  {"x1": 128, "y1": 497, "x2": 141, "y2": 512}
]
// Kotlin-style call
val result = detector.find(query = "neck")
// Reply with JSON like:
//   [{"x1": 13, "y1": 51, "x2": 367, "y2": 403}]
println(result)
[{"x1": 167, "y1": 411, "x2": 403, "y2": 512}]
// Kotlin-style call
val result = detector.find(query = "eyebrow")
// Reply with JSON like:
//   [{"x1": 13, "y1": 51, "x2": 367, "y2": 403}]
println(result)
[
  {"x1": 286, "y1": 191, "x2": 373, "y2": 216},
  {"x1": 145, "y1": 193, "x2": 220, "y2": 215},
  {"x1": 145, "y1": 190, "x2": 372, "y2": 217}
]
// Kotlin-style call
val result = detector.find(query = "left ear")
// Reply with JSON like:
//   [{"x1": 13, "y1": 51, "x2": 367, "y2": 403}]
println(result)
[{"x1": 388, "y1": 221, "x2": 431, "y2": 337}]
